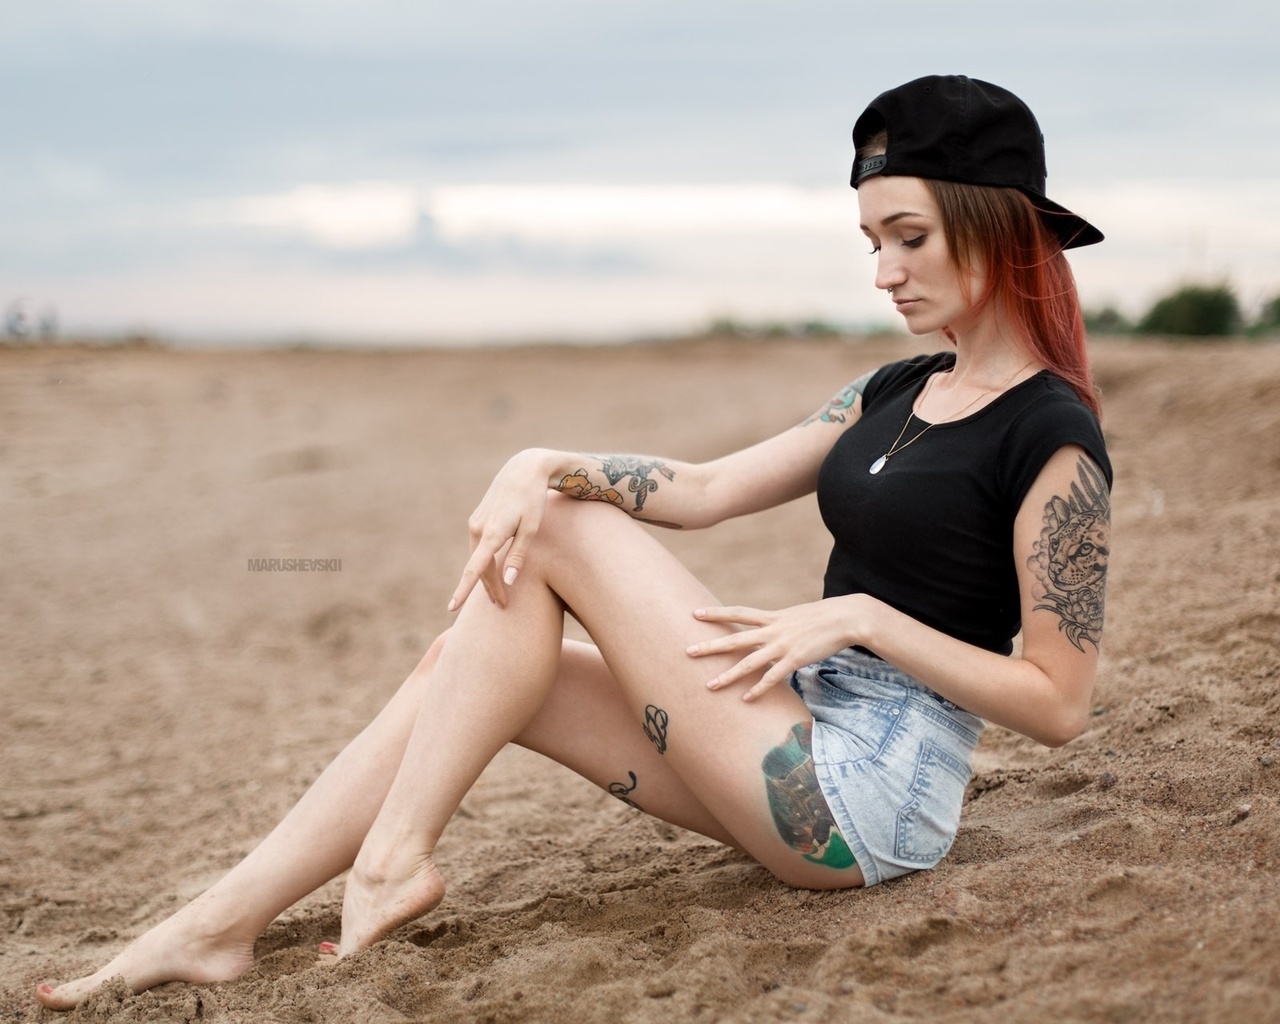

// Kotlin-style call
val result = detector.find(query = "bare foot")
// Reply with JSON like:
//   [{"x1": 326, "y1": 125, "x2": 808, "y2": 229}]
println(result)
[
  {"x1": 337, "y1": 853, "x2": 445, "y2": 956},
  {"x1": 35, "y1": 899, "x2": 257, "y2": 1011}
]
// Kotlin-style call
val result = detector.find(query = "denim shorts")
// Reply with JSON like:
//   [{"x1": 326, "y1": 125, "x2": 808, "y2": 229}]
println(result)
[{"x1": 789, "y1": 647, "x2": 985, "y2": 886}]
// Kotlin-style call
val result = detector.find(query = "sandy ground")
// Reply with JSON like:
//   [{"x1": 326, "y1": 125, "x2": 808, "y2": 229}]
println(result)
[{"x1": 2, "y1": 334, "x2": 1278, "y2": 1023}]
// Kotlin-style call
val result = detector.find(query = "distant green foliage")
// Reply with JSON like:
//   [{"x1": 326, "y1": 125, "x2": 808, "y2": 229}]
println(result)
[
  {"x1": 1083, "y1": 306, "x2": 1132, "y2": 334},
  {"x1": 1247, "y1": 294, "x2": 1280, "y2": 337},
  {"x1": 1137, "y1": 284, "x2": 1242, "y2": 337},
  {"x1": 702, "y1": 317, "x2": 845, "y2": 340}
]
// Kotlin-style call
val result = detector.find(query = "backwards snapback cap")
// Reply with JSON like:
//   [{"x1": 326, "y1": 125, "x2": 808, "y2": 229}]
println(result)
[{"x1": 852, "y1": 75, "x2": 1103, "y2": 250}]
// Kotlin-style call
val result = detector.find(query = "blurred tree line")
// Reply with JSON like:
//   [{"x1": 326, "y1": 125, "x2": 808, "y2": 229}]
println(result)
[{"x1": 1086, "y1": 284, "x2": 1280, "y2": 338}]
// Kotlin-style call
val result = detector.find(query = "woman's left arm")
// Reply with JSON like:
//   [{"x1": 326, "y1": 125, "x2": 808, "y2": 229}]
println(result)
[{"x1": 692, "y1": 445, "x2": 1110, "y2": 747}]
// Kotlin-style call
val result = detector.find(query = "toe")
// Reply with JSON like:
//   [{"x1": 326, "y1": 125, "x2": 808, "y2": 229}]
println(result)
[{"x1": 36, "y1": 981, "x2": 81, "y2": 1011}]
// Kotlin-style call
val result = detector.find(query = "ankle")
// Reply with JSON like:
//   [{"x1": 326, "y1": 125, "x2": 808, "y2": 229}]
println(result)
[{"x1": 351, "y1": 847, "x2": 440, "y2": 886}]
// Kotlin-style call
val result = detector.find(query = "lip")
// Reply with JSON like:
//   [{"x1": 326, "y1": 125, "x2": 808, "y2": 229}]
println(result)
[{"x1": 893, "y1": 297, "x2": 920, "y2": 310}]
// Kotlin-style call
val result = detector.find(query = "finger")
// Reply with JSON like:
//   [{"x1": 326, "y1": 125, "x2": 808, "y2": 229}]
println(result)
[
  {"x1": 448, "y1": 542, "x2": 504, "y2": 611},
  {"x1": 500, "y1": 514, "x2": 541, "y2": 589},
  {"x1": 705, "y1": 647, "x2": 777, "y2": 691},
  {"x1": 686, "y1": 629, "x2": 765, "y2": 658},
  {"x1": 693, "y1": 605, "x2": 773, "y2": 626},
  {"x1": 742, "y1": 663, "x2": 794, "y2": 703},
  {"x1": 480, "y1": 555, "x2": 508, "y2": 608}
]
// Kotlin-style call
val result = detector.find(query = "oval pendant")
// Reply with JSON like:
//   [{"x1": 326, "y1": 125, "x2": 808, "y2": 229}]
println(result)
[{"x1": 869, "y1": 455, "x2": 887, "y2": 475}]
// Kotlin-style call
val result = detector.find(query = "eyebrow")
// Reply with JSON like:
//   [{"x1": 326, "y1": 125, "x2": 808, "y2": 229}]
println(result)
[{"x1": 859, "y1": 210, "x2": 927, "y2": 231}]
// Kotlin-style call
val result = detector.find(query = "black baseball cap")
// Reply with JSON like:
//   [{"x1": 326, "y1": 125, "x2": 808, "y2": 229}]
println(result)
[{"x1": 852, "y1": 75, "x2": 1103, "y2": 250}]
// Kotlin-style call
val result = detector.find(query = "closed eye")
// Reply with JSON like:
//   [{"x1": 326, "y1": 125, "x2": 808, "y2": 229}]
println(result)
[{"x1": 903, "y1": 235, "x2": 926, "y2": 249}]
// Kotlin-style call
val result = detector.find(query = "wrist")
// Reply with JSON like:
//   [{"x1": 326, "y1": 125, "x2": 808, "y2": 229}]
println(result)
[
  {"x1": 535, "y1": 449, "x2": 586, "y2": 491},
  {"x1": 843, "y1": 592, "x2": 883, "y2": 650}
]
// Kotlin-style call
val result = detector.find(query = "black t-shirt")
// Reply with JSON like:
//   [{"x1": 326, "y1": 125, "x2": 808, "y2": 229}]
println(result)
[{"x1": 816, "y1": 352, "x2": 1112, "y2": 655}]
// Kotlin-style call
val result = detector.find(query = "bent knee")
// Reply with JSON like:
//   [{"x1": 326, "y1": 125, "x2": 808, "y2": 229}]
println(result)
[
  {"x1": 538, "y1": 491, "x2": 640, "y2": 552},
  {"x1": 405, "y1": 630, "x2": 451, "y2": 686}
]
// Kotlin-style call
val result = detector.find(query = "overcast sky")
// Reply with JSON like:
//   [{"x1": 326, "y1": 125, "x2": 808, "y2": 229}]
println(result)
[{"x1": 4, "y1": 0, "x2": 1278, "y2": 343}]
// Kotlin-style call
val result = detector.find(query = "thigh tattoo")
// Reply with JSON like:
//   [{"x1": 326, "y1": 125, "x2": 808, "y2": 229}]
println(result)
[{"x1": 761, "y1": 722, "x2": 857, "y2": 870}]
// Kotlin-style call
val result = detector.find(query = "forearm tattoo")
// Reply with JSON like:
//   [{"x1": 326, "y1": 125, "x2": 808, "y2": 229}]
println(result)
[
  {"x1": 762, "y1": 722, "x2": 857, "y2": 869},
  {"x1": 608, "y1": 770, "x2": 643, "y2": 812},
  {"x1": 801, "y1": 369, "x2": 875, "y2": 426},
  {"x1": 555, "y1": 455, "x2": 683, "y2": 527},
  {"x1": 597, "y1": 455, "x2": 675, "y2": 512},
  {"x1": 1027, "y1": 456, "x2": 1110, "y2": 652}
]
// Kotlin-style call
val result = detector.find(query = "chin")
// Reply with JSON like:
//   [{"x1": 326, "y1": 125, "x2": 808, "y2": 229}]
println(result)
[{"x1": 902, "y1": 316, "x2": 947, "y2": 337}]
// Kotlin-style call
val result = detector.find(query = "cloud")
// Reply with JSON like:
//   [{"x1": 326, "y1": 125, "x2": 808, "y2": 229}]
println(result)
[
  {"x1": 426, "y1": 185, "x2": 851, "y2": 240},
  {"x1": 193, "y1": 180, "x2": 854, "y2": 251},
  {"x1": 213, "y1": 183, "x2": 423, "y2": 249}
]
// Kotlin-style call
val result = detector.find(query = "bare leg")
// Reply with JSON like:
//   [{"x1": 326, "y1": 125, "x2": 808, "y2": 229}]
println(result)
[
  {"x1": 36, "y1": 635, "x2": 452, "y2": 1010},
  {"x1": 36, "y1": 627, "x2": 737, "y2": 1008},
  {"x1": 339, "y1": 495, "x2": 861, "y2": 956},
  {"x1": 39, "y1": 498, "x2": 860, "y2": 1008}
]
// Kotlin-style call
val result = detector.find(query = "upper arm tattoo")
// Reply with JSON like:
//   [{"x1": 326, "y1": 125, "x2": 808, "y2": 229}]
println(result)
[
  {"x1": 1026, "y1": 456, "x2": 1111, "y2": 652},
  {"x1": 801, "y1": 369, "x2": 875, "y2": 427},
  {"x1": 555, "y1": 455, "x2": 681, "y2": 525}
]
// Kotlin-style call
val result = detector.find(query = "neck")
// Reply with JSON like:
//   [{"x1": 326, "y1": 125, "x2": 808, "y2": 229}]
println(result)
[{"x1": 942, "y1": 307, "x2": 1039, "y2": 389}]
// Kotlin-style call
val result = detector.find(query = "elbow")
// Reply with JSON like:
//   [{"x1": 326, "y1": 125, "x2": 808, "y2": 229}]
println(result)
[{"x1": 1036, "y1": 706, "x2": 1090, "y2": 748}]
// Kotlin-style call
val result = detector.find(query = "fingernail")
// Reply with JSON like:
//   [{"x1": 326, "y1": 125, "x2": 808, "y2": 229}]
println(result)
[
  {"x1": 318, "y1": 941, "x2": 337, "y2": 953},
  {"x1": 686, "y1": 644, "x2": 698, "y2": 654},
  {"x1": 693, "y1": 608, "x2": 706, "y2": 617},
  {"x1": 447, "y1": 598, "x2": 458, "y2": 612},
  {"x1": 503, "y1": 567, "x2": 518, "y2": 586}
]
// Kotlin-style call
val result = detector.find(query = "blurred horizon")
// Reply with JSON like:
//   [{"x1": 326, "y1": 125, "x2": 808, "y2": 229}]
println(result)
[{"x1": 4, "y1": 1, "x2": 1278, "y2": 346}]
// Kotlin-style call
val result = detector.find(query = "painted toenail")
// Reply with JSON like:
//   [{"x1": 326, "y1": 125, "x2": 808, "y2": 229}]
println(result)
[
  {"x1": 318, "y1": 941, "x2": 337, "y2": 953},
  {"x1": 39, "y1": 984, "x2": 54, "y2": 995}
]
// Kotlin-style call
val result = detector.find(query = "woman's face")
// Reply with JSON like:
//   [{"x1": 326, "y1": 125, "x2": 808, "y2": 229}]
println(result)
[{"x1": 858, "y1": 175, "x2": 984, "y2": 337}]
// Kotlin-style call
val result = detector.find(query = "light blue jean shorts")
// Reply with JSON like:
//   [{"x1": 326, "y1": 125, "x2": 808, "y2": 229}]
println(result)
[{"x1": 789, "y1": 647, "x2": 985, "y2": 886}]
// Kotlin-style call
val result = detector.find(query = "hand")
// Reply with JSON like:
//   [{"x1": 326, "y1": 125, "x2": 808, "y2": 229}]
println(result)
[
  {"x1": 447, "y1": 449, "x2": 555, "y2": 611},
  {"x1": 686, "y1": 597, "x2": 867, "y2": 701}
]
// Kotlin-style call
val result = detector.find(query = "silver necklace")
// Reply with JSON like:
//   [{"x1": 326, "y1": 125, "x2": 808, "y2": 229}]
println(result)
[{"x1": 868, "y1": 362, "x2": 1032, "y2": 475}]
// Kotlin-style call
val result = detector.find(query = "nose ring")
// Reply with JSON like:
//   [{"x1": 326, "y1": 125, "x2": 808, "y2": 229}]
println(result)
[{"x1": 888, "y1": 287, "x2": 894, "y2": 295}]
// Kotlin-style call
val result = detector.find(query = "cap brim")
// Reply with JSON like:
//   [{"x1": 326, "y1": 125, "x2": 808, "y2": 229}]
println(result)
[{"x1": 1027, "y1": 193, "x2": 1104, "y2": 250}]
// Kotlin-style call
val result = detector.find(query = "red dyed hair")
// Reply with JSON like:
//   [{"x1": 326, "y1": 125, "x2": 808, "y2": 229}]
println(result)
[{"x1": 925, "y1": 180, "x2": 1101, "y2": 418}]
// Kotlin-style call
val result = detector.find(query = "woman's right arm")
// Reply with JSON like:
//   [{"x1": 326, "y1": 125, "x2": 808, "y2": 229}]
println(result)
[{"x1": 447, "y1": 369, "x2": 877, "y2": 610}]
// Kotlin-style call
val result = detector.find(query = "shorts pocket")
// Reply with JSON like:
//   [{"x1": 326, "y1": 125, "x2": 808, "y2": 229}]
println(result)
[
  {"x1": 808, "y1": 665, "x2": 908, "y2": 765},
  {"x1": 893, "y1": 738, "x2": 971, "y2": 867}
]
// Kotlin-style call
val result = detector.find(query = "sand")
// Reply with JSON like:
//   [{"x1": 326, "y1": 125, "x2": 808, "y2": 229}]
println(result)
[{"x1": 2, "y1": 334, "x2": 1278, "y2": 1023}]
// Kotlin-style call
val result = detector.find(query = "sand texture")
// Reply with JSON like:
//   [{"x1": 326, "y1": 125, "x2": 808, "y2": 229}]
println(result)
[{"x1": 2, "y1": 336, "x2": 1279, "y2": 1023}]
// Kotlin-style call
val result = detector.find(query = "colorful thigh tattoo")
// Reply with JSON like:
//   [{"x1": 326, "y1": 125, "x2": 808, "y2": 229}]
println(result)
[{"x1": 761, "y1": 722, "x2": 857, "y2": 870}]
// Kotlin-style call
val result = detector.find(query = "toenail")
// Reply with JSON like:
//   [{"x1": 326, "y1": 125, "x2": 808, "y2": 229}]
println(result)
[
  {"x1": 318, "y1": 941, "x2": 337, "y2": 953},
  {"x1": 39, "y1": 984, "x2": 54, "y2": 995}
]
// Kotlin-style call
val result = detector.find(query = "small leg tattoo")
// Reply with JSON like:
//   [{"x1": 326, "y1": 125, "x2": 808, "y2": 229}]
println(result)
[
  {"x1": 642, "y1": 705, "x2": 669, "y2": 755},
  {"x1": 762, "y1": 722, "x2": 857, "y2": 869},
  {"x1": 608, "y1": 770, "x2": 643, "y2": 811}
]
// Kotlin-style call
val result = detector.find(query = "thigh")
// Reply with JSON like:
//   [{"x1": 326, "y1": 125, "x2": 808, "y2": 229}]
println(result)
[
  {"x1": 514, "y1": 639, "x2": 738, "y2": 846},
  {"x1": 527, "y1": 496, "x2": 865, "y2": 889}
]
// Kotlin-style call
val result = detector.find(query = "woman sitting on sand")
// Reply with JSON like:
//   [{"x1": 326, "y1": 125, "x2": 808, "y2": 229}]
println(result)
[{"x1": 39, "y1": 74, "x2": 1111, "y2": 1010}]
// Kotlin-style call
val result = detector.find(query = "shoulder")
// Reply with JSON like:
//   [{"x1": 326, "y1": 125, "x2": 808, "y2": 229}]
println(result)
[{"x1": 999, "y1": 373, "x2": 1112, "y2": 507}]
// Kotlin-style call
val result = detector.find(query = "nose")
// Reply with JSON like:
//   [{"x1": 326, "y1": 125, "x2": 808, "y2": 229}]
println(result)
[{"x1": 875, "y1": 250, "x2": 907, "y2": 294}]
